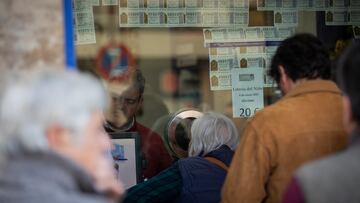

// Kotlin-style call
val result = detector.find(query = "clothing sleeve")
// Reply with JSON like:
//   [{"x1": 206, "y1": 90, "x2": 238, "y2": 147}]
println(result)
[
  {"x1": 221, "y1": 122, "x2": 274, "y2": 203},
  {"x1": 158, "y1": 137, "x2": 173, "y2": 171},
  {"x1": 122, "y1": 162, "x2": 182, "y2": 203},
  {"x1": 282, "y1": 177, "x2": 305, "y2": 203},
  {"x1": 140, "y1": 128, "x2": 173, "y2": 178}
]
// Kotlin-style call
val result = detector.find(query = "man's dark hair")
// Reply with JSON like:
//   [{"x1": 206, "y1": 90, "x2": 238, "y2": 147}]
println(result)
[
  {"x1": 131, "y1": 68, "x2": 145, "y2": 95},
  {"x1": 337, "y1": 40, "x2": 360, "y2": 124},
  {"x1": 270, "y1": 33, "x2": 331, "y2": 83}
]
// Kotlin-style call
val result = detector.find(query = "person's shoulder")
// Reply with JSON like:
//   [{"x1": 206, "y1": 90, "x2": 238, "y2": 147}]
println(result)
[
  {"x1": 297, "y1": 145, "x2": 360, "y2": 185},
  {"x1": 136, "y1": 122, "x2": 158, "y2": 135},
  {"x1": 178, "y1": 156, "x2": 211, "y2": 170},
  {"x1": 294, "y1": 145, "x2": 360, "y2": 202},
  {"x1": 135, "y1": 122, "x2": 164, "y2": 142}
]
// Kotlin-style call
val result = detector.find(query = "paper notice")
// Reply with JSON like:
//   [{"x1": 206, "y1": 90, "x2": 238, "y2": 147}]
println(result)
[
  {"x1": 274, "y1": 10, "x2": 298, "y2": 26},
  {"x1": 73, "y1": 0, "x2": 96, "y2": 45},
  {"x1": 350, "y1": 10, "x2": 360, "y2": 24},
  {"x1": 325, "y1": 10, "x2": 349, "y2": 25},
  {"x1": 118, "y1": 0, "x2": 249, "y2": 27},
  {"x1": 210, "y1": 72, "x2": 232, "y2": 91},
  {"x1": 232, "y1": 68, "x2": 264, "y2": 117},
  {"x1": 103, "y1": 0, "x2": 119, "y2": 5},
  {"x1": 124, "y1": 0, "x2": 146, "y2": 8},
  {"x1": 92, "y1": 0, "x2": 100, "y2": 5},
  {"x1": 209, "y1": 48, "x2": 236, "y2": 91},
  {"x1": 203, "y1": 27, "x2": 295, "y2": 47},
  {"x1": 257, "y1": 0, "x2": 279, "y2": 10}
]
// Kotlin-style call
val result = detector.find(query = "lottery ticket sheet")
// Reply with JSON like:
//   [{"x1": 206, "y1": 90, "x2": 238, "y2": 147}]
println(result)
[
  {"x1": 73, "y1": 0, "x2": 97, "y2": 45},
  {"x1": 257, "y1": 0, "x2": 360, "y2": 11},
  {"x1": 119, "y1": 0, "x2": 249, "y2": 27}
]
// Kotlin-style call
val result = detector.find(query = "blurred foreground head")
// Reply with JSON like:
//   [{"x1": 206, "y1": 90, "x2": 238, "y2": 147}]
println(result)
[
  {"x1": 0, "y1": 69, "x2": 109, "y2": 175},
  {"x1": 337, "y1": 40, "x2": 360, "y2": 133}
]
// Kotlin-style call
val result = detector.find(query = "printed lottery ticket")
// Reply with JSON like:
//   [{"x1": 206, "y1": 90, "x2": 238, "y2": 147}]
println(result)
[
  {"x1": 73, "y1": 0, "x2": 96, "y2": 45},
  {"x1": 103, "y1": 0, "x2": 119, "y2": 5},
  {"x1": 203, "y1": 27, "x2": 295, "y2": 45},
  {"x1": 274, "y1": 10, "x2": 298, "y2": 26}
]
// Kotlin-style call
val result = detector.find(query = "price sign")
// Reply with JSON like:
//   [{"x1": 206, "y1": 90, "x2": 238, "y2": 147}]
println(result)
[{"x1": 231, "y1": 68, "x2": 264, "y2": 118}]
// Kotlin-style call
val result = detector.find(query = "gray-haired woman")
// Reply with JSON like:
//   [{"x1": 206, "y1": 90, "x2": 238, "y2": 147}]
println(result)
[{"x1": 122, "y1": 112, "x2": 240, "y2": 203}]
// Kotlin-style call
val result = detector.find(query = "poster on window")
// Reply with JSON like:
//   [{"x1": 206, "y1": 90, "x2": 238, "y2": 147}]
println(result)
[
  {"x1": 118, "y1": 0, "x2": 249, "y2": 27},
  {"x1": 72, "y1": 0, "x2": 96, "y2": 45},
  {"x1": 232, "y1": 68, "x2": 264, "y2": 118},
  {"x1": 103, "y1": 0, "x2": 119, "y2": 5},
  {"x1": 325, "y1": 9, "x2": 360, "y2": 25},
  {"x1": 203, "y1": 27, "x2": 295, "y2": 47},
  {"x1": 209, "y1": 48, "x2": 235, "y2": 91},
  {"x1": 273, "y1": 10, "x2": 298, "y2": 26}
]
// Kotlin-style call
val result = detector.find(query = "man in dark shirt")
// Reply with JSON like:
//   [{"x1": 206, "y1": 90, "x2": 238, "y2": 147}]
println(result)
[{"x1": 104, "y1": 69, "x2": 172, "y2": 180}]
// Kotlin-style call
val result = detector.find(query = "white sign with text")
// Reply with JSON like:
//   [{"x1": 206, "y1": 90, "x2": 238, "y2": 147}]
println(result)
[{"x1": 232, "y1": 68, "x2": 264, "y2": 117}]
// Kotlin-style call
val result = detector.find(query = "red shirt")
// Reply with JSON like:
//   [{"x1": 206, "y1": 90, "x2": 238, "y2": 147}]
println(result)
[{"x1": 126, "y1": 122, "x2": 173, "y2": 179}]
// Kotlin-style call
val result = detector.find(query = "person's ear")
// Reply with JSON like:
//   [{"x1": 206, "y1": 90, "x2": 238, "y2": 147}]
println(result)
[
  {"x1": 138, "y1": 95, "x2": 144, "y2": 106},
  {"x1": 46, "y1": 124, "x2": 71, "y2": 150},
  {"x1": 278, "y1": 65, "x2": 287, "y2": 85},
  {"x1": 278, "y1": 65, "x2": 291, "y2": 94},
  {"x1": 342, "y1": 95, "x2": 356, "y2": 134}
]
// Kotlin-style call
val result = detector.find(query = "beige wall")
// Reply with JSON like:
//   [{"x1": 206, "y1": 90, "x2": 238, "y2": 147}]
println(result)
[{"x1": 0, "y1": 0, "x2": 64, "y2": 70}]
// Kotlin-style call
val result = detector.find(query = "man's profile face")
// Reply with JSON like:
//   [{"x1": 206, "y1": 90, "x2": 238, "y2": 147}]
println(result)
[
  {"x1": 112, "y1": 86, "x2": 142, "y2": 127},
  {"x1": 62, "y1": 111, "x2": 112, "y2": 175}
]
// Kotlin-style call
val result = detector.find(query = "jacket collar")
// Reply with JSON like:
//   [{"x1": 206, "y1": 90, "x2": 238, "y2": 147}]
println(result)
[
  {"x1": 283, "y1": 80, "x2": 341, "y2": 99},
  {"x1": 205, "y1": 145, "x2": 234, "y2": 166}
]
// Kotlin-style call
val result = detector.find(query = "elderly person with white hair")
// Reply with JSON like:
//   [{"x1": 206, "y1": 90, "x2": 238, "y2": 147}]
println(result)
[
  {"x1": 122, "y1": 112, "x2": 239, "y2": 203},
  {"x1": 0, "y1": 70, "x2": 123, "y2": 203}
]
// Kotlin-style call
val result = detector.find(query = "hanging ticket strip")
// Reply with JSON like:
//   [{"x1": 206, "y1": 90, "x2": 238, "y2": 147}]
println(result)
[
  {"x1": 257, "y1": 0, "x2": 360, "y2": 26},
  {"x1": 73, "y1": 0, "x2": 98, "y2": 45},
  {"x1": 204, "y1": 27, "x2": 295, "y2": 91},
  {"x1": 203, "y1": 27, "x2": 295, "y2": 118},
  {"x1": 103, "y1": 0, "x2": 119, "y2": 5},
  {"x1": 118, "y1": 0, "x2": 249, "y2": 27},
  {"x1": 92, "y1": 0, "x2": 100, "y2": 6}
]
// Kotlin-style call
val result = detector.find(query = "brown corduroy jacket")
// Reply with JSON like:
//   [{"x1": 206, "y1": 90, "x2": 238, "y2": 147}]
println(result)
[{"x1": 221, "y1": 80, "x2": 348, "y2": 203}]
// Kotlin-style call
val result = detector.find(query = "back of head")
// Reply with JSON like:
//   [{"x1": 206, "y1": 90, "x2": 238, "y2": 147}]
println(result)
[
  {"x1": 337, "y1": 40, "x2": 360, "y2": 125},
  {"x1": 0, "y1": 69, "x2": 107, "y2": 153},
  {"x1": 131, "y1": 69, "x2": 145, "y2": 95},
  {"x1": 270, "y1": 33, "x2": 331, "y2": 83},
  {"x1": 109, "y1": 68, "x2": 146, "y2": 95},
  {"x1": 188, "y1": 112, "x2": 239, "y2": 157}
]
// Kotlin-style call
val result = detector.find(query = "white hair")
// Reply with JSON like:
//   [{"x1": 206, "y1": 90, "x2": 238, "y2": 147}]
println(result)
[
  {"x1": 0, "y1": 69, "x2": 107, "y2": 153},
  {"x1": 188, "y1": 112, "x2": 239, "y2": 157}
]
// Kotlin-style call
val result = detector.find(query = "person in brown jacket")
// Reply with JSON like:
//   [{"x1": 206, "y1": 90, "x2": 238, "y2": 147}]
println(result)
[{"x1": 221, "y1": 33, "x2": 348, "y2": 203}]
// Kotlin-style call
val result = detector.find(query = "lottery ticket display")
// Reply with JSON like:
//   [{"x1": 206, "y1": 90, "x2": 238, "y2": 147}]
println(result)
[
  {"x1": 92, "y1": 0, "x2": 100, "y2": 5},
  {"x1": 208, "y1": 45, "x2": 280, "y2": 90},
  {"x1": 103, "y1": 0, "x2": 119, "y2": 5},
  {"x1": 203, "y1": 26, "x2": 295, "y2": 46},
  {"x1": 325, "y1": 9, "x2": 360, "y2": 25},
  {"x1": 73, "y1": 0, "x2": 97, "y2": 45},
  {"x1": 273, "y1": 10, "x2": 298, "y2": 26},
  {"x1": 209, "y1": 47, "x2": 235, "y2": 90},
  {"x1": 119, "y1": 0, "x2": 249, "y2": 27},
  {"x1": 204, "y1": 27, "x2": 294, "y2": 91},
  {"x1": 258, "y1": 0, "x2": 360, "y2": 11}
]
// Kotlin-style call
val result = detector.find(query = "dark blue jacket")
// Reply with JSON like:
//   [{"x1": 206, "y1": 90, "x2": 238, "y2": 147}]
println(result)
[{"x1": 177, "y1": 145, "x2": 234, "y2": 203}]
